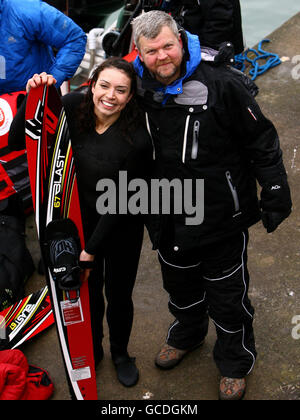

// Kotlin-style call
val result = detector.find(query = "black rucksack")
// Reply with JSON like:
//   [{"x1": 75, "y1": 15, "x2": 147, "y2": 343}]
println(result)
[{"x1": 0, "y1": 197, "x2": 35, "y2": 311}]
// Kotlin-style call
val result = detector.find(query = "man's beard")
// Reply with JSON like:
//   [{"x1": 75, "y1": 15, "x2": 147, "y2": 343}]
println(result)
[{"x1": 155, "y1": 63, "x2": 180, "y2": 85}]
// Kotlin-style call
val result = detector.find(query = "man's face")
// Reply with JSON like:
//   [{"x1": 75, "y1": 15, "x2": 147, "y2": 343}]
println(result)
[{"x1": 137, "y1": 26, "x2": 183, "y2": 85}]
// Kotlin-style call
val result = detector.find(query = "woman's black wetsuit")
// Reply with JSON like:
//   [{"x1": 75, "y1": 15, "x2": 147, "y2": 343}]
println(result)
[{"x1": 9, "y1": 90, "x2": 152, "y2": 363}]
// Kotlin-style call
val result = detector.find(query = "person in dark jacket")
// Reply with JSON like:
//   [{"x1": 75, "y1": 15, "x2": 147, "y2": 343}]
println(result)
[
  {"x1": 8, "y1": 58, "x2": 153, "y2": 388},
  {"x1": 131, "y1": 10, "x2": 292, "y2": 400},
  {"x1": 0, "y1": 0, "x2": 86, "y2": 95},
  {"x1": 156, "y1": 0, "x2": 244, "y2": 54}
]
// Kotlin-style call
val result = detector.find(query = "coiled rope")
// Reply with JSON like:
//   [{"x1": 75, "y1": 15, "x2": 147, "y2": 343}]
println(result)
[{"x1": 234, "y1": 39, "x2": 281, "y2": 81}]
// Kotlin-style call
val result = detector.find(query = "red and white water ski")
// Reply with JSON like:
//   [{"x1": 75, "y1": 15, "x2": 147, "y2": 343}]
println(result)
[{"x1": 25, "y1": 85, "x2": 98, "y2": 400}]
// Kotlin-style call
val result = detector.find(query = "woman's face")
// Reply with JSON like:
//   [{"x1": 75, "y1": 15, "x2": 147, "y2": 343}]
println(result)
[{"x1": 92, "y1": 67, "x2": 133, "y2": 120}]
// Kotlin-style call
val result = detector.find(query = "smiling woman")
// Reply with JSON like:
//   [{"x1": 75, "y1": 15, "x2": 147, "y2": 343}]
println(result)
[
  {"x1": 8, "y1": 56, "x2": 153, "y2": 388},
  {"x1": 62, "y1": 57, "x2": 152, "y2": 387},
  {"x1": 92, "y1": 67, "x2": 133, "y2": 134},
  {"x1": 78, "y1": 57, "x2": 140, "y2": 143}
]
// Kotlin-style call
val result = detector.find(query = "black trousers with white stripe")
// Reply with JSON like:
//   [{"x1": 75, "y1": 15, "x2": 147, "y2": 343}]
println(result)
[{"x1": 158, "y1": 230, "x2": 257, "y2": 378}]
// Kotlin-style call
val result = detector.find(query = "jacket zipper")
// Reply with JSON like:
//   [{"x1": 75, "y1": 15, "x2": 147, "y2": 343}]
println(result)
[
  {"x1": 225, "y1": 171, "x2": 240, "y2": 212},
  {"x1": 191, "y1": 120, "x2": 200, "y2": 159},
  {"x1": 145, "y1": 112, "x2": 156, "y2": 160},
  {"x1": 182, "y1": 115, "x2": 190, "y2": 163}
]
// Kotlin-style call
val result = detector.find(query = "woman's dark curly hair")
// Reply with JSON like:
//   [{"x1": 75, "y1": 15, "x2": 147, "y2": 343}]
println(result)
[{"x1": 78, "y1": 57, "x2": 142, "y2": 143}]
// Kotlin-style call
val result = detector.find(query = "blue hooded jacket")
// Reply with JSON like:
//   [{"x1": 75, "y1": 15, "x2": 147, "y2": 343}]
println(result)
[
  {"x1": 0, "y1": 0, "x2": 86, "y2": 94},
  {"x1": 133, "y1": 30, "x2": 201, "y2": 104}
]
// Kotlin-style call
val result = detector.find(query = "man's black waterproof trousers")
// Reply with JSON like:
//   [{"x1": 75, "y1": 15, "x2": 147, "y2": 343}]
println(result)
[{"x1": 158, "y1": 230, "x2": 257, "y2": 378}]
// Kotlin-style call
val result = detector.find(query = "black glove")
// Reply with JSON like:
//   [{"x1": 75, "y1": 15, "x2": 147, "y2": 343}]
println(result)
[
  {"x1": 261, "y1": 209, "x2": 291, "y2": 233},
  {"x1": 259, "y1": 176, "x2": 292, "y2": 233},
  {"x1": 258, "y1": 163, "x2": 292, "y2": 234},
  {"x1": 260, "y1": 176, "x2": 291, "y2": 208}
]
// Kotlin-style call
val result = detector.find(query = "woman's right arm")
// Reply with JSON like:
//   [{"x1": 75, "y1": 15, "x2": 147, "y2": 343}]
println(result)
[{"x1": 8, "y1": 73, "x2": 58, "y2": 151}]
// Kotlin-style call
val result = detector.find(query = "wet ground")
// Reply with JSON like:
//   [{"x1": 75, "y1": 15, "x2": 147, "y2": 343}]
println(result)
[{"x1": 22, "y1": 13, "x2": 300, "y2": 402}]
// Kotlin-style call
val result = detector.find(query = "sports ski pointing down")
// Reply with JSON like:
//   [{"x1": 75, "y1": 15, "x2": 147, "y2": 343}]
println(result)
[
  {"x1": 0, "y1": 286, "x2": 54, "y2": 350},
  {"x1": 25, "y1": 85, "x2": 97, "y2": 400}
]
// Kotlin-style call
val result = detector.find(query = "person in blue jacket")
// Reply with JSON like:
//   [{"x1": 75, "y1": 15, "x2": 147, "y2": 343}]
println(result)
[{"x1": 0, "y1": 0, "x2": 86, "y2": 95}]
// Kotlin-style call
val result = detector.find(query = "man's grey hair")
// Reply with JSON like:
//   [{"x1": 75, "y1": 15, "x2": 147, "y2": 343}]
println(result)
[{"x1": 131, "y1": 11, "x2": 179, "y2": 51}]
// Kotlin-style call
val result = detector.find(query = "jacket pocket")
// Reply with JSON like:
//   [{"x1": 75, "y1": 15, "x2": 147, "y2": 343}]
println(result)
[{"x1": 225, "y1": 170, "x2": 240, "y2": 213}]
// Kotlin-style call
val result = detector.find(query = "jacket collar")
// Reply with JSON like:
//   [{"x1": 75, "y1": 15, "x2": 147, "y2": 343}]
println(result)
[{"x1": 134, "y1": 30, "x2": 201, "y2": 101}]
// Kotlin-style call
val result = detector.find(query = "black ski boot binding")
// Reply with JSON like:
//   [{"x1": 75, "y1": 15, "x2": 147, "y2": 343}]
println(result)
[{"x1": 45, "y1": 219, "x2": 81, "y2": 302}]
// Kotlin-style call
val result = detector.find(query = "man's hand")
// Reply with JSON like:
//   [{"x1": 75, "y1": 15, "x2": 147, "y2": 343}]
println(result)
[{"x1": 261, "y1": 209, "x2": 291, "y2": 233}]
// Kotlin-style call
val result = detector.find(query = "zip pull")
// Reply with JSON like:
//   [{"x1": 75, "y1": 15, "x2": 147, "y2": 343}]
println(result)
[
  {"x1": 225, "y1": 171, "x2": 240, "y2": 213},
  {"x1": 182, "y1": 115, "x2": 190, "y2": 163},
  {"x1": 191, "y1": 120, "x2": 200, "y2": 160},
  {"x1": 145, "y1": 112, "x2": 156, "y2": 160}
]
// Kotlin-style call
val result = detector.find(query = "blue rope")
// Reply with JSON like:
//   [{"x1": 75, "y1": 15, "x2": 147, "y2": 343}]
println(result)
[{"x1": 234, "y1": 39, "x2": 281, "y2": 81}]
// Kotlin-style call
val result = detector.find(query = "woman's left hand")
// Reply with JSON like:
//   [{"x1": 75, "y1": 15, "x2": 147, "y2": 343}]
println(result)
[{"x1": 79, "y1": 249, "x2": 95, "y2": 282}]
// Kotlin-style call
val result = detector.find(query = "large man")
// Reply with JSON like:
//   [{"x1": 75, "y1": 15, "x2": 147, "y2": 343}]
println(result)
[
  {"x1": 131, "y1": 11, "x2": 291, "y2": 400},
  {"x1": 0, "y1": 0, "x2": 86, "y2": 94}
]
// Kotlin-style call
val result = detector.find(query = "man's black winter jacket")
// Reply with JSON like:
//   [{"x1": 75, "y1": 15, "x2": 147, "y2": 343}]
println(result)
[{"x1": 135, "y1": 41, "x2": 292, "y2": 252}]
